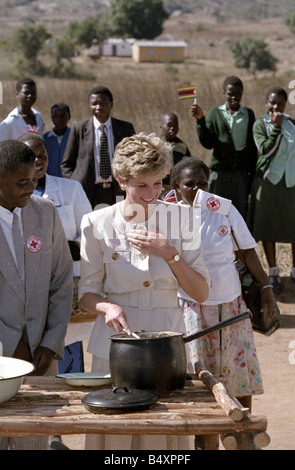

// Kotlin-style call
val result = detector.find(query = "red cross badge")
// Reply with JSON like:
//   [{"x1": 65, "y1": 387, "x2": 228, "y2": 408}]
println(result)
[
  {"x1": 218, "y1": 225, "x2": 229, "y2": 237},
  {"x1": 206, "y1": 196, "x2": 221, "y2": 211},
  {"x1": 26, "y1": 235, "x2": 42, "y2": 253}
]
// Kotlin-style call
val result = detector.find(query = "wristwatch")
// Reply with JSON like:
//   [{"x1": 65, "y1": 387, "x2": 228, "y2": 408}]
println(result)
[{"x1": 167, "y1": 253, "x2": 180, "y2": 265}]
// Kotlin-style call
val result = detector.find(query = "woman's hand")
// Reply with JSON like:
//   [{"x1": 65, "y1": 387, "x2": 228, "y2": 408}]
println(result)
[
  {"x1": 80, "y1": 292, "x2": 132, "y2": 334},
  {"x1": 126, "y1": 228, "x2": 177, "y2": 262},
  {"x1": 104, "y1": 303, "x2": 131, "y2": 334},
  {"x1": 127, "y1": 228, "x2": 209, "y2": 304},
  {"x1": 191, "y1": 103, "x2": 204, "y2": 120},
  {"x1": 260, "y1": 287, "x2": 277, "y2": 321}
]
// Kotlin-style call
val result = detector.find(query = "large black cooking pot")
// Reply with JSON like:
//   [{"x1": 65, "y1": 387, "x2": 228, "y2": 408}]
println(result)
[{"x1": 109, "y1": 310, "x2": 251, "y2": 392}]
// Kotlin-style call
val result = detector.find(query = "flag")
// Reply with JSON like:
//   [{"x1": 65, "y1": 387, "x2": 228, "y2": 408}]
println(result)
[
  {"x1": 163, "y1": 189, "x2": 178, "y2": 203},
  {"x1": 177, "y1": 86, "x2": 196, "y2": 100}
]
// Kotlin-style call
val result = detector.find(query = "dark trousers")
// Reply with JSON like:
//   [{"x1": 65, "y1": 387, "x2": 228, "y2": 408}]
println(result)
[
  {"x1": 91, "y1": 183, "x2": 123, "y2": 209},
  {"x1": 58, "y1": 342, "x2": 84, "y2": 374}
]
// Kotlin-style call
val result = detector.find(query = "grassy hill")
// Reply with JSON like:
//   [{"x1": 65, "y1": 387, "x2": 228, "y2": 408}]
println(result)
[
  {"x1": 1, "y1": 0, "x2": 295, "y2": 39},
  {"x1": 0, "y1": 3, "x2": 295, "y2": 162}
]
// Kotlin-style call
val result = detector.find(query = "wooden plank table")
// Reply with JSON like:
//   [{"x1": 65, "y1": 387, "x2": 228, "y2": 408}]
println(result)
[{"x1": 0, "y1": 376, "x2": 267, "y2": 450}]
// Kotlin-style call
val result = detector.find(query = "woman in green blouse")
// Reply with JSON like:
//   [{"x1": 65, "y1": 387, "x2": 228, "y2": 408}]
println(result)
[{"x1": 248, "y1": 86, "x2": 295, "y2": 294}]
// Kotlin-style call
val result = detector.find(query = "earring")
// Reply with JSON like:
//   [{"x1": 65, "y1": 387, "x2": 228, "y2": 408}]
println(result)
[{"x1": 120, "y1": 184, "x2": 126, "y2": 190}]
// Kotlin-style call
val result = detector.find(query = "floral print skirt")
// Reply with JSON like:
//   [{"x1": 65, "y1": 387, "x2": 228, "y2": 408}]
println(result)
[{"x1": 179, "y1": 295, "x2": 263, "y2": 397}]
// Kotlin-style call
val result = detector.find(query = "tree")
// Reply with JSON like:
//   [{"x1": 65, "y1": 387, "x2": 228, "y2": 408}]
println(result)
[
  {"x1": 13, "y1": 24, "x2": 51, "y2": 60},
  {"x1": 285, "y1": 11, "x2": 295, "y2": 34},
  {"x1": 53, "y1": 36, "x2": 77, "y2": 65},
  {"x1": 66, "y1": 15, "x2": 111, "y2": 48},
  {"x1": 12, "y1": 24, "x2": 51, "y2": 76},
  {"x1": 109, "y1": 0, "x2": 169, "y2": 39},
  {"x1": 229, "y1": 36, "x2": 278, "y2": 76}
]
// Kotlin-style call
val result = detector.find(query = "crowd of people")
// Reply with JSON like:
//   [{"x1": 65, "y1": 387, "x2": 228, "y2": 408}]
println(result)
[{"x1": 0, "y1": 74, "x2": 293, "y2": 450}]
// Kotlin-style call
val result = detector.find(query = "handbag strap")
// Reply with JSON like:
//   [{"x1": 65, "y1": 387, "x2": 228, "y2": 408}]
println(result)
[{"x1": 226, "y1": 216, "x2": 246, "y2": 264}]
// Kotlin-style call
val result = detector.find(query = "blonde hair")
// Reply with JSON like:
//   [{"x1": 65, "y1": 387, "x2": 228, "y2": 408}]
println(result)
[{"x1": 112, "y1": 132, "x2": 172, "y2": 182}]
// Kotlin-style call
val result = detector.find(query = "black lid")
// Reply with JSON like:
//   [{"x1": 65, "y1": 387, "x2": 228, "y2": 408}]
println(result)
[{"x1": 82, "y1": 386, "x2": 158, "y2": 413}]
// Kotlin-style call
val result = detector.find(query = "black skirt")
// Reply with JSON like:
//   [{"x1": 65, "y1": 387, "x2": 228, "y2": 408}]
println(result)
[{"x1": 248, "y1": 175, "x2": 295, "y2": 243}]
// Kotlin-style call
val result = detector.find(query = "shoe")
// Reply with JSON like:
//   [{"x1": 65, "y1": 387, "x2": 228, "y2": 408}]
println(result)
[
  {"x1": 270, "y1": 275, "x2": 282, "y2": 294},
  {"x1": 48, "y1": 435, "x2": 70, "y2": 450}
]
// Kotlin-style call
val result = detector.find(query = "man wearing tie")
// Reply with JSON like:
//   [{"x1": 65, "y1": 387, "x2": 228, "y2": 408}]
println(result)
[{"x1": 61, "y1": 85, "x2": 135, "y2": 209}]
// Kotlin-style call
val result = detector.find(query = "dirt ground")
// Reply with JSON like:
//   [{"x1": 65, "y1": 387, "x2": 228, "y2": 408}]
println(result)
[
  {"x1": 62, "y1": 272, "x2": 295, "y2": 451},
  {"x1": 251, "y1": 276, "x2": 295, "y2": 450}
]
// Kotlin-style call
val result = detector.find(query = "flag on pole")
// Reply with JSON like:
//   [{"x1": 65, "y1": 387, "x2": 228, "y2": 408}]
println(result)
[
  {"x1": 177, "y1": 86, "x2": 196, "y2": 100},
  {"x1": 163, "y1": 189, "x2": 178, "y2": 203}
]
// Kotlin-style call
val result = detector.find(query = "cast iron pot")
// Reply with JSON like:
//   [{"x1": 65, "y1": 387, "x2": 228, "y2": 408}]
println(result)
[{"x1": 109, "y1": 310, "x2": 251, "y2": 392}]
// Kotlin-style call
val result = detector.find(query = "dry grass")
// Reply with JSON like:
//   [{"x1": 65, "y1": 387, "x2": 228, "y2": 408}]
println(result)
[{"x1": 1, "y1": 59, "x2": 294, "y2": 164}]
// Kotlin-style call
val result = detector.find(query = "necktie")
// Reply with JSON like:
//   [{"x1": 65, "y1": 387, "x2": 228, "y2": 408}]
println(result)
[
  {"x1": 12, "y1": 212, "x2": 25, "y2": 283},
  {"x1": 99, "y1": 124, "x2": 112, "y2": 179}
]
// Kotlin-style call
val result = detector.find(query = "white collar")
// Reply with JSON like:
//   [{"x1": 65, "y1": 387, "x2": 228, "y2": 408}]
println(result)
[
  {"x1": 10, "y1": 106, "x2": 39, "y2": 117},
  {"x1": 93, "y1": 116, "x2": 111, "y2": 130},
  {"x1": 0, "y1": 205, "x2": 22, "y2": 225}
]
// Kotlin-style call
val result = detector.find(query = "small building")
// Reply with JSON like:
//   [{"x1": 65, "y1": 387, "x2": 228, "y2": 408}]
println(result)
[
  {"x1": 102, "y1": 38, "x2": 133, "y2": 57},
  {"x1": 132, "y1": 40, "x2": 187, "y2": 63}
]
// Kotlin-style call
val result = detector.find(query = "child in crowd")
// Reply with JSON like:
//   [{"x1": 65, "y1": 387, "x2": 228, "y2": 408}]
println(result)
[
  {"x1": 248, "y1": 86, "x2": 295, "y2": 293},
  {"x1": 0, "y1": 77, "x2": 44, "y2": 141},
  {"x1": 160, "y1": 112, "x2": 191, "y2": 187},
  {"x1": 170, "y1": 157, "x2": 276, "y2": 418},
  {"x1": 44, "y1": 103, "x2": 71, "y2": 177},
  {"x1": 191, "y1": 76, "x2": 257, "y2": 220}
]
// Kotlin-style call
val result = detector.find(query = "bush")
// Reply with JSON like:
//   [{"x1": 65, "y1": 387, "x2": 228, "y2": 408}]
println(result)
[{"x1": 229, "y1": 36, "x2": 278, "y2": 76}]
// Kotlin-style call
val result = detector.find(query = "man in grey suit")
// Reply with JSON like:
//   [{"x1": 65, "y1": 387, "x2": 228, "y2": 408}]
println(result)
[
  {"x1": 61, "y1": 85, "x2": 135, "y2": 209},
  {"x1": 0, "y1": 140, "x2": 73, "y2": 449}
]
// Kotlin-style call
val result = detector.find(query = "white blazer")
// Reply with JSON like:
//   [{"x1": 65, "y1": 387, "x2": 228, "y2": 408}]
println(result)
[{"x1": 79, "y1": 200, "x2": 210, "y2": 360}]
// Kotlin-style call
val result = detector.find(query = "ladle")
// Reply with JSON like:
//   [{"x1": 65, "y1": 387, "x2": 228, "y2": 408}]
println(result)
[{"x1": 122, "y1": 328, "x2": 141, "y2": 339}]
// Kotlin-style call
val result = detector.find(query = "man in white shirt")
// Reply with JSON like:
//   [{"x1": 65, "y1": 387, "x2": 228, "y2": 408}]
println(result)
[{"x1": 0, "y1": 77, "x2": 44, "y2": 141}]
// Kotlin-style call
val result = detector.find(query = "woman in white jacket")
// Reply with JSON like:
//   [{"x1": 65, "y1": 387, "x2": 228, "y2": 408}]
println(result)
[{"x1": 78, "y1": 133, "x2": 210, "y2": 450}]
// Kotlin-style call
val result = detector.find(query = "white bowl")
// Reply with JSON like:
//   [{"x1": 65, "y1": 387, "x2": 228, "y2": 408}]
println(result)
[
  {"x1": 56, "y1": 372, "x2": 112, "y2": 387},
  {"x1": 0, "y1": 357, "x2": 35, "y2": 404}
]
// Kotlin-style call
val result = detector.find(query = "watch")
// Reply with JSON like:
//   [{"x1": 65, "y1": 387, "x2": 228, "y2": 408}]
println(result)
[{"x1": 167, "y1": 253, "x2": 180, "y2": 265}]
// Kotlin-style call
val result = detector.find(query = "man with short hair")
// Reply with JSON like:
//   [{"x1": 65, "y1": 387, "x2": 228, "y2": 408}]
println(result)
[
  {"x1": 61, "y1": 85, "x2": 135, "y2": 208},
  {"x1": 0, "y1": 140, "x2": 73, "y2": 449}
]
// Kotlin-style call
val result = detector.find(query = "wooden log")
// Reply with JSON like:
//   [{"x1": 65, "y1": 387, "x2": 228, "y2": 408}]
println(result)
[
  {"x1": 220, "y1": 433, "x2": 237, "y2": 450},
  {"x1": 194, "y1": 362, "x2": 248, "y2": 421},
  {"x1": 235, "y1": 431, "x2": 252, "y2": 450},
  {"x1": 252, "y1": 431, "x2": 271, "y2": 448},
  {"x1": 219, "y1": 392, "x2": 271, "y2": 448},
  {"x1": 229, "y1": 400, "x2": 271, "y2": 448},
  {"x1": 204, "y1": 434, "x2": 219, "y2": 450},
  {"x1": 194, "y1": 362, "x2": 271, "y2": 447}
]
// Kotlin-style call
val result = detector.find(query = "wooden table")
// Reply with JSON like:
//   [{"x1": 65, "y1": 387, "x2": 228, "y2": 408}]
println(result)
[{"x1": 0, "y1": 376, "x2": 267, "y2": 450}]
